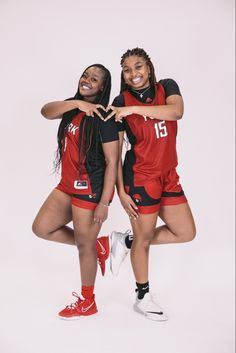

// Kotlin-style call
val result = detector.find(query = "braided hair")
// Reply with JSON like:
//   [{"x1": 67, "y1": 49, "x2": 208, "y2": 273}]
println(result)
[
  {"x1": 120, "y1": 47, "x2": 157, "y2": 93},
  {"x1": 54, "y1": 64, "x2": 111, "y2": 173}
]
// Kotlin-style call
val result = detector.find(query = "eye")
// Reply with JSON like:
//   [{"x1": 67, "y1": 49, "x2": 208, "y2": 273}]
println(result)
[
  {"x1": 135, "y1": 65, "x2": 142, "y2": 70},
  {"x1": 123, "y1": 68, "x2": 129, "y2": 74},
  {"x1": 91, "y1": 77, "x2": 98, "y2": 83}
]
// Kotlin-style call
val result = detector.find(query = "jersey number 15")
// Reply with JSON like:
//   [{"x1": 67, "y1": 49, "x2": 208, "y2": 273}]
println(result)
[{"x1": 154, "y1": 121, "x2": 168, "y2": 139}]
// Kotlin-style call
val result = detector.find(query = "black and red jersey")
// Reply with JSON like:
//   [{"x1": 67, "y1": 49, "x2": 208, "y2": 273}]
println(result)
[
  {"x1": 60, "y1": 111, "x2": 119, "y2": 195},
  {"x1": 114, "y1": 81, "x2": 179, "y2": 186}
]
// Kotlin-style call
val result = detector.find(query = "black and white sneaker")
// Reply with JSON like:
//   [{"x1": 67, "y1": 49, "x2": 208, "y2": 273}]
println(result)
[{"x1": 133, "y1": 292, "x2": 168, "y2": 321}]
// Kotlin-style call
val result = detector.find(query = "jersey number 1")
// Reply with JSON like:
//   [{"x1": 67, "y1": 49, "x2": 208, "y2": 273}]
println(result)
[{"x1": 154, "y1": 121, "x2": 168, "y2": 139}]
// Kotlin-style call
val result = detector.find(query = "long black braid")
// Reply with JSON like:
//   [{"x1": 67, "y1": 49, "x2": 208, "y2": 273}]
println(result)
[
  {"x1": 54, "y1": 64, "x2": 111, "y2": 173},
  {"x1": 120, "y1": 47, "x2": 157, "y2": 93}
]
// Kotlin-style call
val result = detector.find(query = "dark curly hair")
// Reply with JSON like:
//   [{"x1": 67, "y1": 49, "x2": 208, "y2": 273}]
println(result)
[{"x1": 120, "y1": 47, "x2": 157, "y2": 93}]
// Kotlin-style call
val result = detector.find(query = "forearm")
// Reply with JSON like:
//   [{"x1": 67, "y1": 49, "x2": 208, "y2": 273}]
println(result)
[
  {"x1": 132, "y1": 104, "x2": 183, "y2": 121},
  {"x1": 116, "y1": 160, "x2": 126, "y2": 196},
  {"x1": 41, "y1": 100, "x2": 80, "y2": 119},
  {"x1": 100, "y1": 161, "x2": 118, "y2": 206}
]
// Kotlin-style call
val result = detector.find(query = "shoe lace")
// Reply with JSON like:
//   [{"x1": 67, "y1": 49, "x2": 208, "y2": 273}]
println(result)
[{"x1": 66, "y1": 292, "x2": 83, "y2": 309}]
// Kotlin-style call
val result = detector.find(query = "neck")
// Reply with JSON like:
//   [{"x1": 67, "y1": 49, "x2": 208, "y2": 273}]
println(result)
[{"x1": 83, "y1": 96, "x2": 97, "y2": 103}]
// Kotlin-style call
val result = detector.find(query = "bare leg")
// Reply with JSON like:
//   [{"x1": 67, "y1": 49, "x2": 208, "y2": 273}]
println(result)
[
  {"x1": 72, "y1": 206, "x2": 102, "y2": 286},
  {"x1": 130, "y1": 213, "x2": 158, "y2": 283},
  {"x1": 32, "y1": 189, "x2": 75, "y2": 245},
  {"x1": 151, "y1": 203, "x2": 196, "y2": 245}
]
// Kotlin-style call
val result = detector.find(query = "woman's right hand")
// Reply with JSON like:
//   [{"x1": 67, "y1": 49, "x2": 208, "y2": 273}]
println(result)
[
  {"x1": 119, "y1": 191, "x2": 139, "y2": 219},
  {"x1": 77, "y1": 100, "x2": 106, "y2": 120}
]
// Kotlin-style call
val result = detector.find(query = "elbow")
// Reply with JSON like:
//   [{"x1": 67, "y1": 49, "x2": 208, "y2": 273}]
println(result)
[
  {"x1": 106, "y1": 158, "x2": 119, "y2": 174},
  {"x1": 176, "y1": 113, "x2": 183, "y2": 120},
  {"x1": 106, "y1": 158, "x2": 119, "y2": 168},
  {"x1": 175, "y1": 108, "x2": 183, "y2": 120},
  {"x1": 40, "y1": 105, "x2": 50, "y2": 119}
]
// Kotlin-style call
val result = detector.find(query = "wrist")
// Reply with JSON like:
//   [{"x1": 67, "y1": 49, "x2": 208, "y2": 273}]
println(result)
[
  {"x1": 99, "y1": 201, "x2": 109, "y2": 208},
  {"x1": 117, "y1": 188, "x2": 126, "y2": 197}
]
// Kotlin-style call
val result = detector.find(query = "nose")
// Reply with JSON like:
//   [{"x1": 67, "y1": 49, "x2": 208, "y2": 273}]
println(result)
[
  {"x1": 83, "y1": 77, "x2": 91, "y2": 84},
  {"x1": 130, "y1": 69, "x2": 138, "y2": 78}
]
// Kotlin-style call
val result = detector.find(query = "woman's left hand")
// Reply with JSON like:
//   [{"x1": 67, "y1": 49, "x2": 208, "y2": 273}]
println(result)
[
  {"x1": 93, "y1": 203, "x2": 109, "y2": 224},
  {"x1": 105, "y1": 106, "x2": 134, "y2": 122}
]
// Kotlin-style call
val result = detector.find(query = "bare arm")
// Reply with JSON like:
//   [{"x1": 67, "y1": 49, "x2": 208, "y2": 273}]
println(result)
[
  {"x1": 106, "y1": 95, "x2": 184, "y2": 122},
  {"x1": 116, "y1": 131, "x2": 139, "y2": 219},
  {"x1": 93, "y1": 140, "x2": 119, "y2": 223},
  {"x1": 132, "y1": 95, "x2": 184, "y2": 121},
  {"x1": 41, "y1": 100, "x2": 106, "y2": 120},
  {"x1": 116, "y1": 131, "x2": 126, "y2": 196}
]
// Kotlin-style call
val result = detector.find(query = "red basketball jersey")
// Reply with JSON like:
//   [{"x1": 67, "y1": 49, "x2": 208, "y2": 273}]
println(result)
[
  {"x1": 123, "y1": 83, "x2": 178, "y2": 185},
  {"x1": 60, "y1": 111, "x2": 93, "y2": 194}
]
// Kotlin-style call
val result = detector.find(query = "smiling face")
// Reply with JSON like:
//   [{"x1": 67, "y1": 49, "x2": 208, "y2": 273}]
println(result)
[
  {"x1": 79, "y1": 66, "x2": 105, "y2": 102},
  {"x1": 122, "y1": 55, "x2": 151, "y2": 90}
]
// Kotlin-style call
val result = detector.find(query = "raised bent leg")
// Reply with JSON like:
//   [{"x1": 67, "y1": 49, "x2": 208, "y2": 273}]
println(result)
[
  {"x1": 32, "y1": 189, "x2": 74, "y2": 245},
  {"x1": 151, "y1": 203, "x2": 196, "y2": 245}
]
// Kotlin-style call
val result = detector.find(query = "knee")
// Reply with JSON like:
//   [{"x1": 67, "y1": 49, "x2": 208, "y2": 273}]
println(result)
[
  {"x1": 182, "y1": 224, "x2": 197, "y2": 242},
  {"x1": 132, "y1": 233, "x2": 153, "y2": 251},
  {"x1": 32, "y1": 219, "x2": 48, "y2": 240},
  {"x1": 75, "y1": 232, "x2": 96, "y2": 253}
]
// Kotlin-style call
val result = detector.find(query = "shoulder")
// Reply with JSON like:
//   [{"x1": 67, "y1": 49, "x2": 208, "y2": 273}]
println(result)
[
  {"x1": 98, "y1": 115, "x2": 119, "y2": 143},
  {"x1": 112, "y1": 93, "x2": 125, "y2": 107},
  {"x1": 158, "y1": 78, "x2": 181, "y2": 97}
]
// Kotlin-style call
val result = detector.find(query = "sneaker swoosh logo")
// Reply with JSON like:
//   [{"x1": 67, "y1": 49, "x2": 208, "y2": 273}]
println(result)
[
  {"x1": 97, "y1": 240, "x2": 106, "y2": 255},
  {"x1": 146, "y1": 311, "x2": 163, "y2": 315},
  {"x1": 81, "y1": 302, "x2": 95, "y2": 313}
]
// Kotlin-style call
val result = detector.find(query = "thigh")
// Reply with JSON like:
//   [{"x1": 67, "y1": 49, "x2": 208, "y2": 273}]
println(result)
[
  {"x1": 33, "y1": 189, "x2": 72, "y2": 233},
  {"x1": 72, "y1": 206, "x2": 102, "y2": 243},
  {"x1": 159, "y1": 203, "x2": 196, "y2": 235}
]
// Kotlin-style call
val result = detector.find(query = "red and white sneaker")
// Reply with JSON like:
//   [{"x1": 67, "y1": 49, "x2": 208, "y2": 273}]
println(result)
[
  {"x1": 58, "y1": 292, "x2": 98, "y2": 320},
  {"x1": 96, "y1": 236, "x2": 110, "y2": 276}
]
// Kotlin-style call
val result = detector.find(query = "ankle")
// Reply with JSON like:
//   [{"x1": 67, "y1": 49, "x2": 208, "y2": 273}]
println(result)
[{"x1": 136, "y1": 281, "x2": 149, "y2": 299}]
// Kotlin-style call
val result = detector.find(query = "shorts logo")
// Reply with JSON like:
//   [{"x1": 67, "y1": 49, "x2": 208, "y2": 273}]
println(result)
[
  {"x1": 74, "y1": 180, "x2": 88, "y2": 190},
  {"x1": 133, "y1": 193, "x2": 142, "y2": 203},
  {"x1": 89, "y1": 193, "x2": 96, "y2": 199}
]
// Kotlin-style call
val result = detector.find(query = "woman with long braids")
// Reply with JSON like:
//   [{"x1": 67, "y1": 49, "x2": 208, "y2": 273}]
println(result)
[
  {"x1": 32, "y1": 64, "x2": 119, "y2": 319},
  {"x1": 107, "y1": 48, "x2": 196, "y2": 321}
]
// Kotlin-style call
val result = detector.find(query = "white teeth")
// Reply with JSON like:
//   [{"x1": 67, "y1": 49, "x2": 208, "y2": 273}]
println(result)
[
  {"x1": 82, "y1": 85, "x2": 91, "y2": 90},
  {"x1": 132, "y1": 77, "x2": 141, "y2": 83}
]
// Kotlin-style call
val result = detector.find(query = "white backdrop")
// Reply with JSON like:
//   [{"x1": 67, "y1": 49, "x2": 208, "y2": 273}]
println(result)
[{"x1": 0, "y1": 1, "x2": 235, "y2": 353}]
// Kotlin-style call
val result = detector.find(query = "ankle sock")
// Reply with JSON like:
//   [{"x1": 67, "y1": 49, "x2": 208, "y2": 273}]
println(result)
[
  {"x1": 82, "y1": 285, "x2": 94, "y2": 299},
  {"x1": 125, "y1": 234, "x2": 133, "y2": 249},
  {"x1": 136, "y1": 281, "x2": 149, "y2": 299}
]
